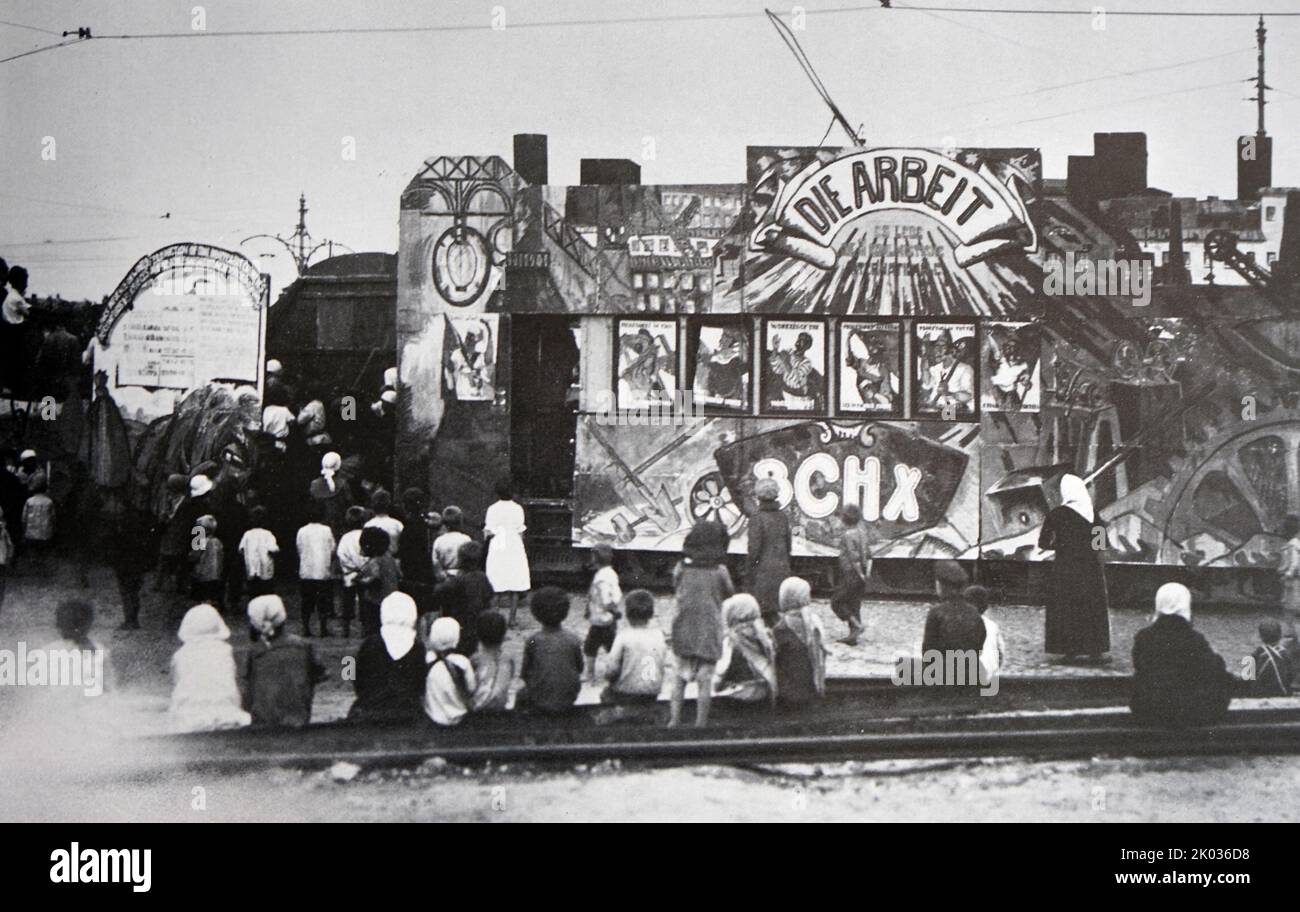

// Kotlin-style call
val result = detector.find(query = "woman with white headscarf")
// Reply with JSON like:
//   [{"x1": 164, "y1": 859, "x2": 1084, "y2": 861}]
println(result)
[
  {"x1": 1037, "y1": 474, "x2": 1111, "y2": 661},
  {"x1": 309, "y1": 451, "x2": 353, "y2": 536},
  {"x1": 169, "y1": 604, "x2": 251, "y2": 733},
  {"x1": 238, "y1": 595, "x2": 324, "y2": 727},
  {"x1": 1130, "y1": 582, "x2": 1231, "y2": 726},
  {"x1": 348, "y1": 592, "x2": 428, "y2": 722}
]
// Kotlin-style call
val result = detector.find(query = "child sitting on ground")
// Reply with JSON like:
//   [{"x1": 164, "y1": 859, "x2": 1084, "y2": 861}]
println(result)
[
  {"x1": 189, "y1": 514, "x2": 225, "y2": 613},
  {"x1": 1247, "y1": 618, "x2": 1298, "y2": 697},
  {"x1": 602, "y1": 589, "x2": 666, "y2": 704},
  {"x1": 471, "y1": 610, "x2": 515, "y2": 713},
  {"x1": 239, "y1": 595, "x2": 325, "y2": 728},
  {"x1": 518, "y1": 585, "x2": 584, "y2": 714},
  {"x1": 356, "y1": 526, "x2": 400, "y2": 638},
  {"x1": 237, "y1": 505, "x2": 279, "y2": 600},
  {"x1": 169, "y1": 603, "x2": 251, "y2": 732},
  {"x1": 669, "y1": 521, "x2": 734, "y2": 728},
  {"x1": 713, "y1": 593, "x2": 777, "y2": 705},
  {"x1": 965, "y1": 584, "x2": 1005, "y2": 684},
  {"x1": 423, "y1": 616, "x2": 477, "y2": 726},
  {"x1": 772, "y1": 577, "x2": 826, "y2": 709},
  {"x1": 584, "y1": 543, "x2": 622, "y2": 682}
]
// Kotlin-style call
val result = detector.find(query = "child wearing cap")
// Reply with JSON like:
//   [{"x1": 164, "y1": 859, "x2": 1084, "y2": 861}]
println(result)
[{"x1": 422, "y1": 616, "x2": 477, "y2": 726}]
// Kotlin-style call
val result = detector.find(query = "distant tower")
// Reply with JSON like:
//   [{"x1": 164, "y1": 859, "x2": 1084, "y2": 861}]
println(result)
[{"x1": 1237, "y1": 15, "x2": 1273, "y2": 200}]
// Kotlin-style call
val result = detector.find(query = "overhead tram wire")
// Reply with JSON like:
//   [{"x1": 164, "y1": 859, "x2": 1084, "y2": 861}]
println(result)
[
  {"x1": 0, "y1": 18, "x2": 62, "y2": 36},
  {"x1": 0, "y1": 35, "x2": 85, "y2": 65},
  {"x1": 765, "y1": 8, "x2": 864, "y2": 146}
]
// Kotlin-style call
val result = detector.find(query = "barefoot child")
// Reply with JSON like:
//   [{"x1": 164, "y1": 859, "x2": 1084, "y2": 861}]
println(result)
[
  {"x1": 668, "y1": 521, "x2": 734, "y2": 728},
  {"x1": 602, "y1": 589, "x2": 665, "y2": 704}
]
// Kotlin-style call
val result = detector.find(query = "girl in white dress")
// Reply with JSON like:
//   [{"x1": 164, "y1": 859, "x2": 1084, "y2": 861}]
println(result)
[{"x1": 484, "y1": 479, "x2": 531, "y2": 626}]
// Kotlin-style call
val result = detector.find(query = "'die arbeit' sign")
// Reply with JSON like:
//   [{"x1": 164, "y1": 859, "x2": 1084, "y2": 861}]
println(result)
[{"x1": 752, "y1": 147, "x2": 1037, "y2": 269}]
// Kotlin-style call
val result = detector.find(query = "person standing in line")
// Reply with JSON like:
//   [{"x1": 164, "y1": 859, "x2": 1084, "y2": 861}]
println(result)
[
  {"x1": 296, "y1": 503, "x2": 337, "y2": 637},
  {"x1": 746, "y1": 477, "x2": 791, "y2": 628},
  {"x1": 431, "y1": 506, "x2": 472, "y2": 582},
  {"x1": 237, "y1": 505, "x2": 279, "y2": 601},
  {"x1": 583, "y1": 543, "x2": 622, "y2": 682},
  {"x1": 484, "y1": 478, "x2": 531, "y2": 627},
  {"x1": 335, "y1": 505, "x2": 372, "y2": 638},
  {"x1": 364, "y1": 489, "x2": 403, "y2": 556},
  {"x1": 1037, "y1": 474, "x2": 1111, "y2": 663}
]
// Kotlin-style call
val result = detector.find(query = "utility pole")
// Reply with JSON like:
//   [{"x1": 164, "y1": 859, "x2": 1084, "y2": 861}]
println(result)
[
  {"x1": 241, "y1": 193, "x2": 353, "y2": 276},
  {"x1": 1249, "y1": 14, "x2": 1268, "y2": 138}
]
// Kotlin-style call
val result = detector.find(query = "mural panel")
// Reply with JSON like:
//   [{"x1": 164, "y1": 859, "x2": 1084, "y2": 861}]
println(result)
[{"x1": 573, "y1": 414, "x2": 980, "y2": 558}]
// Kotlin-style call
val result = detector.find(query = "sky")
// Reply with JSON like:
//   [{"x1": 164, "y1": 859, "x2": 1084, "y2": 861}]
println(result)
[{"x1": 3, "y1": 0, "x2": 1300, "y2": 300}]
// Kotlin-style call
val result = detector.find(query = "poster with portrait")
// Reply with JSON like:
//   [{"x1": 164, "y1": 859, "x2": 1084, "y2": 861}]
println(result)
[
  {"x1": 687, "y1": 318, "x2": 750, "y2": 412},
  {"x1": 838, "y1": 321, "x2": 903, "y2": 416},
  {"x1": 914, "y1": 322, "x2": 978, "y2": 420},
  {"x1": 442, "y1": 313, "x2": 498, "y2": 401},
  {"x1": 761, "y1": 319, "x2": 826, "y2": 414},
  {"x1": 615, "y1": 319, "x2": 678, "y2": 410},
  {"x1": 980, "y1": 321, "x2": 1041, "y2": 412}
]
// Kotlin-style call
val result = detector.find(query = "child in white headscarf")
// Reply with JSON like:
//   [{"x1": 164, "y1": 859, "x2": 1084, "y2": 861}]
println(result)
[
  {"x1": 348, "y1": 592, "x2": 427, "y2": 722},
  {"x1": 169, "y1": 604, "x2": 251, "y2": 733},
  {"x1": 772, "y1": 577, "x2": 827, "y2": 706},
  {"x1": 422, "y1": 616, "x2": 477, "y2": 726}
]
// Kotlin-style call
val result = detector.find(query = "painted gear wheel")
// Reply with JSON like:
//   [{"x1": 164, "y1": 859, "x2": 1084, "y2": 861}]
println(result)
[{"x1": 690, "y1": 471, "x2": 747, "y2": 534}]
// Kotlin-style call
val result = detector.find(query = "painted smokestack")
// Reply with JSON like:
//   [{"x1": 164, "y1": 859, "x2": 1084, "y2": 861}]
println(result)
[{"x1": 1166, "y1": 200, "x2": 1188, "y2": 285}]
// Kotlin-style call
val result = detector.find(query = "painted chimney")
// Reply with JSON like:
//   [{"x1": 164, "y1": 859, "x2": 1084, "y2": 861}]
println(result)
[
  {"x1": 1166, "y1": 200, "x2": 1188, "y2": 285},
  {"x1": 513, "y1": 134, "x2": 548, "y2": 186},
  {"x1": 580, "y1": 159, "x2": 641, "y2": 186}
]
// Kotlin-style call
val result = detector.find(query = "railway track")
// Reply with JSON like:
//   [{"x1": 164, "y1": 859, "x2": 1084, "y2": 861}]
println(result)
[{"x1": 118, "y1": 676, "x2": 1300, "y2": 775}]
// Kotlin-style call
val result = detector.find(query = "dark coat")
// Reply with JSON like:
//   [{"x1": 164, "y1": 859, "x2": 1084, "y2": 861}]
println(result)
[
  {"x1": 921, "y1": 596, "x2": 987, "y2": 656},
  {"x1": 1038, "y1": 506, "x2": 1111, "y2": 656},
  {"x1": 1130, "y1": 615, "x2": 1231, "y2": 727},
  {"x1": 238, "y1": 634, "x2": 325, "y2": 728},
  {"x1": 746, "y1": 501, "x2": 791, "y2": 622},
  {"x1": 347, "y1": 636, "x2": 428, "y2": 722},
  {"x1": 433, "y1": 569, "x2": 494, "y2": 654}
]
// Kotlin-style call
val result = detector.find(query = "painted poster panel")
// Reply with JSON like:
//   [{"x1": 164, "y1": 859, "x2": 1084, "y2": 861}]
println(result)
[
  {"x1": 615, "y1": 319, "x2": 678, "y2": 410},
  {"x1": 442, "y1": 313, "x2": 498, "y2": 401},
  {"x1": 761, "y1": 319, "x2": 827, "y2": 414},
  {"x1": 838, "y1": 321, "x2": 903, "y2": 416},
  {"x1": 980, "y1": 321, "x2": 1041, "y2": 412},
  {"x1": 572, "y1": 414, "x2": 979, "y2": 558},
  {"x1": 687, "y1": 318, "x2": 751, "y2": 412},
  {"x1": 914, "y1": 321, "x2": 978, "y2": 420},
  {"x1": 741, "y1": 146, "x2": 1041, "y2": 316}
]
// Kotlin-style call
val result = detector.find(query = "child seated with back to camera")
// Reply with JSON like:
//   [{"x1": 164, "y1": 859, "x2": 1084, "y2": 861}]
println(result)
[
  {"x1": 602, "y1": 589, "x2": 666, "y2": 704},
  {"x1": 518, "y1": 586, "x2": 584, "y2": 714}
]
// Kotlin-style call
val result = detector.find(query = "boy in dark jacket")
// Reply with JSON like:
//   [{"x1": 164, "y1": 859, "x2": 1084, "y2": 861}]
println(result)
[{"x1": 518, "y1": 586, "x2": 583, "y2": 714}]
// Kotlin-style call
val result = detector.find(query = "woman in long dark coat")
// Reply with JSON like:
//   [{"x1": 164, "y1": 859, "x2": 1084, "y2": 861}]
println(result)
[
  {"x1": 746, "y1": 478, "x2": 792, "y2": 627},
  {"x1": 1037, "y1": 474, "x2": 1110, "y2": 660}
]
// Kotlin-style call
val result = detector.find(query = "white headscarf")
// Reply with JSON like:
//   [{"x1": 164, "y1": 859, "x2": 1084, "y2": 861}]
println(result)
[
  {"x1": 1154, "y1": 582, "x2": 1192, "y2": 623},
  {"x1": 426, "y1": 616, "x2": 461, "y2": 655},
  {"x1": 248, "y1": 595, "x2": 287, "y2": 639},
  {"x1": 1059, "y1": 474, "x2": 1094, "y2": 523},
  {"x1": 178, "y1": 603, "x2": 230, "y2": 643},
  {"x1": 262, "y1": 404, "x2": 293, "y2": 439},
  {"x1": 380, "y1": 592, "x2": 418, "y2": 660},
  {"x1": 320, "y1": 451, "x2": 341, "y2": 492}
]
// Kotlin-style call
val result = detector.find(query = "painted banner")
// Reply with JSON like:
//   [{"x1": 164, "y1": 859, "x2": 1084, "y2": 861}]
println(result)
[
  {"x1": 839, "y1": 321, "x2": 903, "y2": 416},
  {"x1": 616, "y1": 319, "x2": 678, "y2": 409},
  {"x1": 761, "y1": 319, "x2": 827, "y2": 413},
  {"x1": 751, "y1": 148, "x2": 1037, "y2": 269}
]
